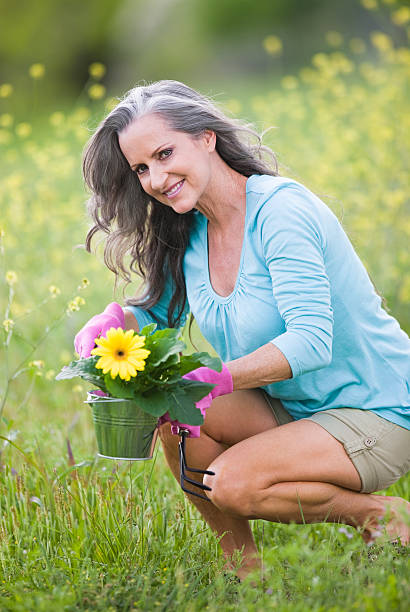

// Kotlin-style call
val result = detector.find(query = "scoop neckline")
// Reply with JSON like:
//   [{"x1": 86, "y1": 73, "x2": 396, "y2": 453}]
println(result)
[{"x1": 203, "y1": 175, "x2": 255, "y2": 304}]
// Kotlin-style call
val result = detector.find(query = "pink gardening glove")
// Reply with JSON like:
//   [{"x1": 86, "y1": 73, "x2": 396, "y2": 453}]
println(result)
[
  {"x1": 158, "y1": 363, "x2": 233, "y2": 438},
  {"x1": 74, "y1": 302, "x2": 125, "y2": 358}
]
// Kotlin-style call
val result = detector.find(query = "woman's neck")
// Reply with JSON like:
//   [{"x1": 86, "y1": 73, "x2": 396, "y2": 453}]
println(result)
[{"x1": 196, "y1": 158, "x2": 248, "y2": 233}]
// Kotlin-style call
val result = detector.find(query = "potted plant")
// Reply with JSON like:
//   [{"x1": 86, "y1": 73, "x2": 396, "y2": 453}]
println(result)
[{"x1": 56, "y1": 323, "x2": 221, "y2": 460}]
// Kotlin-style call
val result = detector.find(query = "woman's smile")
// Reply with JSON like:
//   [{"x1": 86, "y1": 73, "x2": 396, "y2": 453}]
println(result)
[{"x1": 164, "y1": 179, "x2": 185, "y2": 198}]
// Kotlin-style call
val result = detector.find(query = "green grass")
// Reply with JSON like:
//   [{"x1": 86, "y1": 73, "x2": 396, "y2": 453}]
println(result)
[{"x1": 0, "y1": 434, "x2": 409, "y2": 611}]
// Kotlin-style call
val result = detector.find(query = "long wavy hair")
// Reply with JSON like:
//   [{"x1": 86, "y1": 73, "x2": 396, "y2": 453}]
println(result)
[{"x1": 83, "y1": 79, "x2": 279, "y2": 327}]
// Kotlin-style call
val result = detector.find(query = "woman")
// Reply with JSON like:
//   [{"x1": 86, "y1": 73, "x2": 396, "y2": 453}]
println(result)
[{"x1": 75, "y1": 79, "x2": 410, "y2": 580}]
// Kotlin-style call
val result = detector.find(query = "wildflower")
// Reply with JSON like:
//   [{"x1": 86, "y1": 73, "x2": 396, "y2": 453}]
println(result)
[
  {"x1": 0, "y1": 114, "x2": 13, "y2": 128},
  {"x1": 66, "y1": 300, "x2": 80, "y2": 313},
  {"x1": 263, "y1": 35, "x2": 283, "y2": 56},
  {"x1": 5, "y1": 270, "x2": 18, "y2": 286},
  {"x1": 91, "y1": 327, "x2": 150, "y2": 381},
  {"x1": 88, "y1": 62, "x2": 106, "y2": 79},
  {"x1": 392, "y1": 7, "x2": 410, "y2": 26},
  {"x1": 29, "y1": 360, "x2": 44, "y2": 369},
  {"x1": 0, "y1": 84, "x2": 13, "y2": 98},
  {"x1": 48, "y1": 285, "x2": 61, "y2": 298},
  {"x1": 78, "y1": 278, "x2": 90, "y2": 290},
  {"x1": 370, "y1": 31, "x2": 393, "y2": 52},
  {"x1": 2, "y1": 319, "x2": 14, "y2": 332},
  {"x1": 88, "y1": 84, "x2": 106, "y2": 100},
  {"x1": 326, "y1": 31, "x2": 343, "y2": 47},
  {"x1": 49, "y1": 112, "x2": 65, "y2": 127},
  {"x1": 66, "y1": 296, "x2": 84, "y2": 313},
  {"x1": 281, "y1": 76, "x2": 298, "y2": 90},
  {"x1": 361, "y1": 0, "x2": 377, "y2": 9},
  {"x1": 16, "y1": 123, "x2": 32, "y2": 138},
  {"x1": 29, "y1": 64, "x2": 45, "y2": 79}
]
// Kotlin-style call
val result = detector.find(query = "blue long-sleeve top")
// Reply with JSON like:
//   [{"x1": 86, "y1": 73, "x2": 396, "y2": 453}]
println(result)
[{"x1": 125, "y1": 175, "x2": 410, "y2": 430}]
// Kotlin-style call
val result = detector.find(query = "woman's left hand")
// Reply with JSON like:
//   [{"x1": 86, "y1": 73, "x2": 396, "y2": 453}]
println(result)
[{"x1": 158, "y1": 363, "x2": 233, "y2": 437}]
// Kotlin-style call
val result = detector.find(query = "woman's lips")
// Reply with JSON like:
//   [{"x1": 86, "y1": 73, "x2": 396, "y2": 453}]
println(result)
[{"x1": 164, "y1": 179, "x2": 184, "y2": 198}]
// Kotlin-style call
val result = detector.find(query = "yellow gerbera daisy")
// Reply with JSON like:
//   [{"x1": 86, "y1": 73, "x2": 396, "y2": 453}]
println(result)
[{"x1": 90, "y1": 327, "x2": 150, "y2": 381}]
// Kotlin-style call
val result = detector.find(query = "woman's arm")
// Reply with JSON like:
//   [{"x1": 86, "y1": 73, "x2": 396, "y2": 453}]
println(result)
[
  {"x1": 227, "y1": 342, "x2": 292, "y2": 391},
  {"x1": 124, "y1": 309, "x2": 140, "y2": 332}
]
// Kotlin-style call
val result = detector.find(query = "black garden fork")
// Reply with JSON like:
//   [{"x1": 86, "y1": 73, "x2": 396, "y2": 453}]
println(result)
[{"x1": 178, "y1": 428, "x2": 215, "y2": 501}]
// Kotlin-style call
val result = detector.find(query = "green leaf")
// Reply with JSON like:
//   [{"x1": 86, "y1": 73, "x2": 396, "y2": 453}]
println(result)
[
  {"x1": 145, "y1": 328, "x2": 186, "y2": 367},
  {"x1": 55, "y1": 356, "x2": 104, "y2": 388},
  {"x1": 133, "y1": 389, "x2": 170, "y2": 417},
  {"x1": 104, "y1": 374, "x2": 136, "y2": 399},
  {"x1": 140, "y1": 322, "x2": 157, "y2": 336},
  {"x1": 179, "y1": 352, "x2": 222, "y2": 376},
  {"x1": 166, "y1": 379, "x2": 215, "y2": 425}
]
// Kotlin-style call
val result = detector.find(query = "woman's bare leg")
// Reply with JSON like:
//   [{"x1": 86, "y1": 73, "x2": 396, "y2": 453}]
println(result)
[
  {"x1": 159, "y1": 389, "x2": 279, "y2": 578},
  {"x1": 203, "y1": 420, "x2": 410, "y2": 545}
]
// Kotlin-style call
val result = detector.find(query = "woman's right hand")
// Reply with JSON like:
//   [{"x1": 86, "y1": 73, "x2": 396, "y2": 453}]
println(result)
[{"x1": 74, "y1": 302, "x2": 125, "y2": 358}]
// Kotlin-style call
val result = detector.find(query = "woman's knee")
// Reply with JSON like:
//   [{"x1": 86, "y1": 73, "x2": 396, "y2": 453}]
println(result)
[{"x1": 203, "y1": 455, "x2": 259, "y2": 518}]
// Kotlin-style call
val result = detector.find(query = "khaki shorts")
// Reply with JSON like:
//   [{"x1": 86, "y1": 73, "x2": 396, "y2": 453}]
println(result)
[{"x1": 262, "y1": 392, "x2": 410, "y2": 494}]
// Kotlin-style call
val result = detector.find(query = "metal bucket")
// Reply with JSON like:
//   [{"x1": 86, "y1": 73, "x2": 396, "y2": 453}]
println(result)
[{"x1": 85, "y1": 392, "x2": 159, "y2": 460}]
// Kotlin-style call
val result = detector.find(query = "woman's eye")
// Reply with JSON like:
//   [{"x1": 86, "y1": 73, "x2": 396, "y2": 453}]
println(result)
[
  {"x1": 135, "y1": 165, "x2": 147, "y2": 175},
  {"x1": 159, "y1": 148, "x2": 172, "y2": 160}
]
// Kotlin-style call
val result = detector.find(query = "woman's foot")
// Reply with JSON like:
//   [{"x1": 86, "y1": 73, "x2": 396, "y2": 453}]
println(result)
[
  {"x1": 224, "y1": 553, "x2": 262, "y2": 582},
  {"x1": 361, "y1": 495, "x2": 410, "y2": 545}
]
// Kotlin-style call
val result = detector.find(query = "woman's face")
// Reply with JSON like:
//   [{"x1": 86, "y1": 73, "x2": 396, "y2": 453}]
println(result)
[{"x1": 118, "y1": 113, "x2": 216, "y2": 214}]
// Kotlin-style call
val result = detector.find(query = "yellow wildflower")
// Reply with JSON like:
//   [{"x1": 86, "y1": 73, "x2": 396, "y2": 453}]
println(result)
[
  {"x1": 29, "y1": 360, "x2": 44, "y2": 369},
  {"x1": 0, "y1": 84, "x2": 13, "y2": 98},
  {"x1": 263, "y1": 35, "x2": 283, "y2": 56},
  {"x1": 5, "y1": 270, "x2": 18, "y2": 286},
  {"x1": 78, "y1": 278, "x2": 90, "y2": 290},
  {"x1": 326, "y1": 31, "x2": 343, "y2": 47},
  {"x1": 361, "y1": 0, "x2": 377, "y2": 9},
  {"x1": 49, "y1": 285, "x2": 61, "y2": 298},
  {"x1": 49, "y1": 112, "x2": 65, "y2": 127},
  {"x1": 88, "y1": 62, "x2": 106, "y2": 79},
  {"x1": 66, "y1": 299, "x2": 80, "y2": 313},
  {"x1": 281, "y1": 76, "x2": 298, "y2": 90},
  {"x1": 0, "y1": 114, "x2": 13, "y2": 128},
  {"x1": 16, "y1": 123, "x2": 32, "y2": 138},
  {"x1": 91, "y1": 327, "x2": 150, "y2": 381},
  {"x1": 2, "y1": 319, "x2": 14, "y2": 332},
  {"x1": 392, "y1": 7, "x2": 410, "y2": 26},
  {"x1": 88, "y1": 84, "x2": 106, "y2": 100},
  {"x1": 29, "y1": 64, "x2": 45, "y2": 79},
  {"x1": 370, "y1": 32, "x2": 393, "y2": 52}
]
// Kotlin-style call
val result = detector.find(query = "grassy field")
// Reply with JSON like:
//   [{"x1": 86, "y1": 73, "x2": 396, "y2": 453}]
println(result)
[{"x1": 1, "y1": 20, "x2": 409, "y2": 612}]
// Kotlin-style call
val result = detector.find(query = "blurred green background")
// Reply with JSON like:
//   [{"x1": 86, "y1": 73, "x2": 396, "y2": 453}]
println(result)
[{"x1": 1, "y1": 0, "x2": 409, "y2": 116}]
